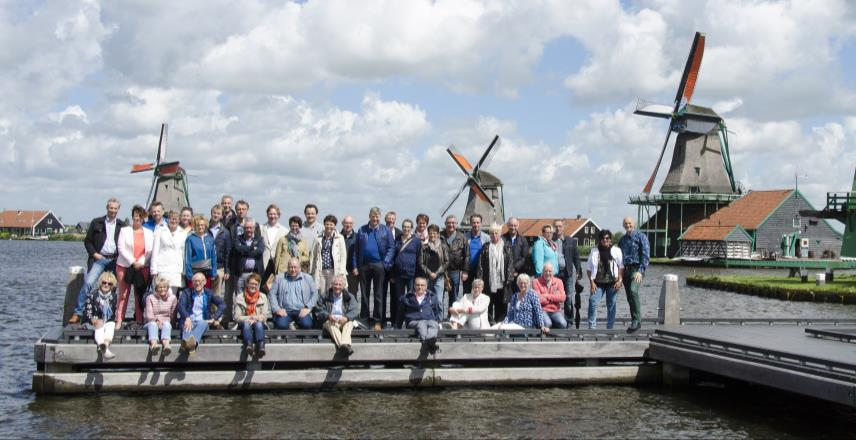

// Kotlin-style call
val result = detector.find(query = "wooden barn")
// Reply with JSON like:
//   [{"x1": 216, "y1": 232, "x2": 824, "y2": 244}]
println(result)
[
  {"x1": 0, "y1": 210, "x2": 64, "y2": 237},
  {"x1": 508, "y1": 217, "x2": 601, "y2": 247},
  {"x1": 678, "y1": 189, "x2": 842, "y2": 259}
]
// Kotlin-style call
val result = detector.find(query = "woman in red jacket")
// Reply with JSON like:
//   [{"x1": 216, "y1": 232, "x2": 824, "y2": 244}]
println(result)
[{"x1": 531, "y1": 262, "x2": 567, "y2": 328}]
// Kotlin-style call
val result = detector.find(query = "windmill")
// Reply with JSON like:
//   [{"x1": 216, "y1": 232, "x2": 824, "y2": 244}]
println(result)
[
  {"x1": 130, "y1": 123, "x2": 191, "y2": 213},
  {"x1": 440, "y1": 135, "x2": 505, "y2": 229},
  {"x1": 629, "y1": 32, "x2": 741, "y2": 257}
]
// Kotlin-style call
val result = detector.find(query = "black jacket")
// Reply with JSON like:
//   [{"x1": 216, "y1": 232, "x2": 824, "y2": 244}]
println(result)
[
  {"x1": 208, "y1": 226, "x2": 231, "y2": 271},
  {"x1": 314, "y1": 290, "x2": 360, "y2": 322},
  {"x1": 502, "y1": 232, "x2": 530, "y2": 276},
  {"x1": 554, "y1": 233, "x2": 583, "y2": 279},
  {"x1": 231, "y1": 234, "x2": 265, "y2": 277},
  {"x1": 475, "y1": 240, "x2": 515, "y2": 298},
  {"x1": 228, "y1": 220, "x2": 261, "y2": 271},
  {"x1": 83, "y1": 215, "x2": 126, "y2": 270},
  {"x1": 441, "y1": 230, "x2": 470, "y2": 272},
  {"x1": 341, "y1": 229, "x2": 357, "y2": 272}
]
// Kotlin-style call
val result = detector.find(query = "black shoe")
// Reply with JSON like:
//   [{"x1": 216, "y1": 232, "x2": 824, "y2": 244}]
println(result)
[
  {"x1": 256, "y1": 342, "x2": 266, "y2": 359},
  {"x1": 244, "y1": 344, "x2": 254, "y2": 356},
  {"x1": 426, "y1": 337, "x2": 438, "y2": 354},
  {"x1": 342, "y1": 344, "x2": 354, "y2": 356},
  {"x1": 627, "y1": 321, "x2": 641, "y2": 334}
]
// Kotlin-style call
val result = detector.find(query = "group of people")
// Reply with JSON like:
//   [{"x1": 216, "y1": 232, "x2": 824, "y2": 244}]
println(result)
[{"x1": 71, "y1": 195, "x2": 650, "y2": 359}]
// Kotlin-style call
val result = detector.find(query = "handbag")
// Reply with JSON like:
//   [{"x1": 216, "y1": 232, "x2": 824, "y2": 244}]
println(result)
[{"x1": 191, "y1": 237, "x2": 213, "y2": 272}]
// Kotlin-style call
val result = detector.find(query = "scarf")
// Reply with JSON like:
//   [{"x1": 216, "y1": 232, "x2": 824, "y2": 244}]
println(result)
[
  {"x1": 488, "y1": 239, "x2": 505, "y2": 291},
  {"x1": 287, "y1": 232, "x2": 301, "y2": 257},
  {"x1": 97, "y1": 290, "x2": 114, "y2": 321},
  {"x1": 244, "y1": 287, "x2": 260, "y2": 316},
  {"x1": 543, "y1": 236, "x2": 557, "y2": 252}
]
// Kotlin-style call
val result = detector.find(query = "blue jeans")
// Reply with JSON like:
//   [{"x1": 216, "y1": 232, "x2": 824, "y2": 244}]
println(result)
[
  {"x1": 428, "y1": 275, "x2": 445, "y2": 318},
  {"x1": 273, "y1": 311, "x2": 313, "y2": 329},
  {"x1": 542, "y1": 310, "x2": 568, "y2": 329},
  {"x1": 75, "y1": 258, "x2": 117, "y2": 315},
  {"x1": 447, "y1": 270, "x2": 461, "y2": 305},
  {"x1": 588, "y1": 285, "x2": 617, "y2": 329},
  {"x1": 145, "y1": 320, "x2": 172, "y2": 342},
  {"x1": 239, "y1": 321, "x2": 266, "y2": 344},
  {"x1": 182, "y1": 320, "x2": 208, "y2": 342}
]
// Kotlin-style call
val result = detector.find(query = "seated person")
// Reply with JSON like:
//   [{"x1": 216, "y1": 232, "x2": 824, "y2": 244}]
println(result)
[
  {"x1": 177, "y1": 272, "x2": 225, "y2": 354},
  {"x1": 269, "y1": 257, "x2": 318, "y2": 329},
  {"x1": 144, "y1": 276, "x2": 178, "y2": 354},
  {"x1": 233, "y1": 273, "x2": 271, "y2": 358},
  {"x1": 82, "y1": 272, "x2": 119, "y2": 360},
  {"x1": 492, "y1": 274, "x2": 549, "y2": 334},
  {"x1": 449, "y1": 278, "x2": 491, "y2": 329},
  {"x1": 532, "y1": 262, "x2": 567, "y2": 329},
  {"x1": 314, "y1": 274, "x2": 359, "y2": 356},
  {"x1": 396, "y1": 277, "x2": 441, "y2": 353}
]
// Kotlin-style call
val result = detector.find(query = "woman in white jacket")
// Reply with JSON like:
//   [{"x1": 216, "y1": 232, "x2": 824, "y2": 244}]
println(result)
[
  {"x1": 309, "y1": 214, "x2": 348, "y2": 295},
  {"x1": 150, "y1": 210, "x2": 187, "y2": 296},
  {"x1": 116, "y1": 205, "x2": 154, "y2": 326},
  {"x1": 449, "y1": 278, "x2": 491, "y2": 329}
]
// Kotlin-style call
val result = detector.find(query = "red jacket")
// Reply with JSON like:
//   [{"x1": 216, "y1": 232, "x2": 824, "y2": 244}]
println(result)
[{"x1": 532, "y1": 276, "x2": 565, "y2": 313}]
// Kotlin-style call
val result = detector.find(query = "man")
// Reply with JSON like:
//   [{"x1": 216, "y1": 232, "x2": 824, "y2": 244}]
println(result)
[
  {"x1": 396, "y1": 277, "x2": 441, "y2": 354},
  {"x1": 269, "y1": 257, "x2": 319, "y2": 329},
  {"x1": 553, "y1": 219, "x2": 582, "y2": 324},
  {"x1": 207, "y1": 204, "x2": 231, "y2": 298},
  {"x1": 502, "y1": 216, "x2": 530, "y2": 291},
  {"x1": 352, "y1": 207, "x2": 396, "y2": 330},
  {"x1": 220, "y1": 195, "x2": 236, "y2": 229},
  {"x1": 382, "y1": 210, "x2": 401, "y2": 317},
  {"x1": 227, "y1": 200, "x2": 260, "y2": 298},
  {"x1": 314, "y1": 274, "x2": 359, "y2": 356},
  {"x1": 177, "y1": 272, "x2": 225, "y2": 354},
  {"x1": 586, "y1": 230, "x2": 624, "y2": 330},
  {"x1": 341, "y1": 215, "x2": 360, "y2": 304},
  {"x1": 441, "y1": 215, "x2": 469, "y2": 307},
  {"x1": 463, "y1": 214, "x2": 489, "y2": 294},
  {"x1": 260, "y1": 204, "x2": 287, "y2": 275},
  {"x1": 231, "y1": 218, "x2": 265, "y2": 296},
  {"x1": 69, "y1": 198, "x2": 126, "y2": 324},
  {"x1": 143, "y1": 201, "x2": 166, "y2": 231},
  {"x1": 618, "y1": 216, "x2": 650, "y2": 333},
  {"x1": 301, "y1": 203, "x2": 323, "y2": 249}
]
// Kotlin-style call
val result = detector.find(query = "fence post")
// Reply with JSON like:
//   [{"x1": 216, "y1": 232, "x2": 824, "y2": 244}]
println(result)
[{"x1": 658, "y1": 274, "x2": 680, "y2": 326}]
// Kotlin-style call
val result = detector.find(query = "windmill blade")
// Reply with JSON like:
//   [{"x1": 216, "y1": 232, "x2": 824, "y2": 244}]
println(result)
[
  {"x1": 156, "y1": 123, "x2": 168, "y2": 165},
  {"x1": 642, "y1": 125, "x2": 674, "y2": 194},
  {"x1": 130, "y1": 163, "x2": 155, "y2": 173},
  {"x1": 634, "y1": 101, "x2": 673, "y2": 119},
  {"x1": 446, "y1": 147, "x2": 474, "y2": 177},
  {"x1": 470, "y1": 179, "x2": 495, "y2": 207},
  {"x1": 673, "y1": 32, "x2": 705, "y2": 112},
  {"x1": 441, "y1": 180, "x2": 470, "y2": 217},
  {"x1": 473, "y1": 135, "x2": 500, "y2": 175}
]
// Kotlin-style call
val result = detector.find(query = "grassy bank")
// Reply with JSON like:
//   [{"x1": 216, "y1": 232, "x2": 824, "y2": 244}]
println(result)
[
  {"x1": 687, "y1": 274, "x2": 856, "y2": 304},
  {"x1": 47, "y1": 233, "x2": 84, "y2": 241}
]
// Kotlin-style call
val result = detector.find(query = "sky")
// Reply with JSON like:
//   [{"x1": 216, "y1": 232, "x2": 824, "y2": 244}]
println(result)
[{"x1": 2, "y1": 0, "x2": 856, "y2": 232}]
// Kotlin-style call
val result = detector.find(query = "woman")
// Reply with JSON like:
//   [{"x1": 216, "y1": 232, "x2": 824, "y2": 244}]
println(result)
[
  {"x1": 532, "y1": 262, "x2": 567, "y2": 329},
  {"x1": 144, "y1": 276, "x2": 177, "y2": 354},
  {"x1": 449, "y1": 278, "x2": 490, "y2": 329},
  {"x1": 393, "y1": 219, "x2": 421, "y2": 319},
  {"x1": 492, "y1": 274, "x2": 549, "y2": 333},
  {"x1": 476, "y1": 223, "x2": 514, "y2": 324},
  {"x1": 260, "y1": 204, "x2": 287, "y2": 275},
  {"x1": 271, "y1": 216, "x2": 310, "y2": 287},
  {"x1": 532, "y1": 224, "x2": 559, "y2": 278},
  {"x1": 586, "y1": 229, "x2": 624, "y2": 330},
  {"x1": 414, "y1": 213, "x2": 429, "y2": 242},
  {"x1": 150, "y1": 210, "x2": 187, "y2": 296},
  {"x1": 179, "y1": 207, "x2": 194, "y2": 233},
  {"x1": 418, "y1": 224, "x2": 449, "y2": 309},
  {"x1": 116, "y1": 204, "x2": 154, "y2": 326},
  {"x1": 83, "y1": 272, "x2": 119, "y2": 360},
  {"x1": 184, "y1": 215, "x2": 217, "y2": 287},
  {"x1": 233, "y1": 273, "x2": 271, "y2": 358},
  {"x1": 309, "y1": 214, "x2": 348, "y2": 294}
]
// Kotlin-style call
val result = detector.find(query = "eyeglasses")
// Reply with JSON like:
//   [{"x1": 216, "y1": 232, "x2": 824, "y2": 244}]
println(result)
[
  {"x1": 601, "y1": 237, "x2": 612, "y2": 241},
  {"x1": 101, "y1": 281, "x2": 115, "y2": 286}
]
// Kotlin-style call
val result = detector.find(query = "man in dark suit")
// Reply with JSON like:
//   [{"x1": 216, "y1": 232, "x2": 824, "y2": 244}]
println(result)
[
  {"x1": 554, "y1": 220, "x2": 582, "y2": 323},
  {"x1": 231, "y1": 218, "x2": 265, "y2": 298},
  {"x1": 502, "y1": 217, "x2": 530, "y2": 290},
  {"x1": 382, "y1": 210, "x2": 402, "y2": 323},
  {"x1": 69, "y1": 198, "x2": 126, "y2": 324}
]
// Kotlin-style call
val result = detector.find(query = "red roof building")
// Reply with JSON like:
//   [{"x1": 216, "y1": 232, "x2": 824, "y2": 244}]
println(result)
[{"x1": 0, "y1": 210, "x2": 64, "y2": 237}]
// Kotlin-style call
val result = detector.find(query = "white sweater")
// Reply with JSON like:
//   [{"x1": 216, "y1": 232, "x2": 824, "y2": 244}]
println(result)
[
  {"x1": 150, "y1": 226, "x2": 187, "y2": 278},
  {"x1": 451, "y1": 293, "x2": 491, "y2": 329}
]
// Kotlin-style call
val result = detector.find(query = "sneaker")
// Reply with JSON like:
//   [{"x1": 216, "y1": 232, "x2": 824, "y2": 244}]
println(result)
[
  {"x1": 187, "y1": 335, "x2": 197, "y2": 352},
  {"x1": 103, "y1": 348, "x2": 116, "y2": 360},
  {"x1": 68, "y1": 314, "x2": 80, "y2": 325},
  {"x1": 288, "y1": 322, "x2": 297, "y2": 331}
]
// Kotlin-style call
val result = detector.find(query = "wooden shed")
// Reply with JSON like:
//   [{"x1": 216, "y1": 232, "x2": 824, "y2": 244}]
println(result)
[{"x1": 678, "y1": 224, "x2": 753, "y2": 259}]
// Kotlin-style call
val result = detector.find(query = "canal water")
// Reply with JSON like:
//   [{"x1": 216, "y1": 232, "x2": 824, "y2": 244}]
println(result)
[{"x1": 2, "y1": 240, "x2": 855, "y2": 438}]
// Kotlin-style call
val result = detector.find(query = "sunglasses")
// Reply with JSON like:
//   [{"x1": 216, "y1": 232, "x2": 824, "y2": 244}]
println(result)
[{"x1": 101, "y1": 281, "x2": 115, "y2": 286}]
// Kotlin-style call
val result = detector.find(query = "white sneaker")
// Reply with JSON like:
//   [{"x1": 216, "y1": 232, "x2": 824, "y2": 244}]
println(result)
[{"x1": 103, "y1": 348, "x2": 116, "y2": 360}]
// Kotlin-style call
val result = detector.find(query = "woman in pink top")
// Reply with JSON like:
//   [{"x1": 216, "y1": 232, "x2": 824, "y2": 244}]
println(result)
[
  {"x1": 144, "y1": 277, "x2": 178, "y2": 354},
  {"x1": 532, "y1": 261, "x2": 567, "y2": 329},
  {"x1": 116, "y1": 205, "x2": 154, "y2": 327}
]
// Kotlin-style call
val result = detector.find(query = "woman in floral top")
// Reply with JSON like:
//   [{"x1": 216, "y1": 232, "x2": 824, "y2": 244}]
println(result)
[{"x1": 492, "y1": 274, "x2": 549, "y2": 333}]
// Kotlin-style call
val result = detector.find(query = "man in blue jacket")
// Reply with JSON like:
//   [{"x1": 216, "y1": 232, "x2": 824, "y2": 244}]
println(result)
[
  {"x1": 352, "y1": 207, "x2": 396, "y2": 330},
  {"x1": 178, "y1": 273, "x2": 225, "y2": 354},
  {"x1": 396, "y1": 277, "x2": 441, "y2": 353}
]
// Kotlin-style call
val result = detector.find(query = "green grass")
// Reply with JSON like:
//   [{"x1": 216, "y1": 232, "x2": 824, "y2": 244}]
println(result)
[
  {"x1": 689, "y1": 274, "x2": 856, "y2": 295},
  {"x1": 47, "y1": 233, "x2": 84, "y2": 241}
]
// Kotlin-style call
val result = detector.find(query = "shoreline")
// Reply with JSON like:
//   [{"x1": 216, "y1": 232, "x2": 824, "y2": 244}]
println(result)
[{"x1": 687, "y1": 274, "x2": 856, "y2": 304}]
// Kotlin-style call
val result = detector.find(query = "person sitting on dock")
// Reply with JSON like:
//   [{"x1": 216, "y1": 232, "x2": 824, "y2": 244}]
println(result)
[
  {"x1": 178, "y1": 272, "x2": 225, "y2": 354},
  {"x1": 448, "y1": 278, "x2": 490, "y2": 329},
  {"x1": 492, "y1": 274, "x2": 549, "y2": 333},
  {"x1": 144, "y1": 276, "x2": 178, "y2": 355},
  {"x1": 233, "y1": 273, "x2": 271, "y2": 358},
  {"x1": 532, "y1": 262, "x2": 567, "y2": 329},
  {"x1": 396, "y1": 277, "x2": 442, "y2": 353},
  {"x1": 269, "y1": 257, "x2": 319, "y2": 330},
  {"x1": 83, "y1": 272, "x2": 120, "y2": 360},
  {"x1": 618, "y1": 216, "x2": 649, "y2": 333},
  {"x1": 69, "y1": 197, "x2": 125, "y2": 325},
  {"x1": 586, "y1": 229, "x2": 624, "y2": 330},
  {"x1": 314, "y1": 274, "x2": 359, "y2": 356}
]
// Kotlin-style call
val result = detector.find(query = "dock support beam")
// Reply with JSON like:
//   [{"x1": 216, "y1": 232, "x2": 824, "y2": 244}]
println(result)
[
  {"x1": 658, "y1": 274, "x2": 680, "y2": 325},
  {"x1": 661, "y1": 363, "x2": 690, "y2": 388}
]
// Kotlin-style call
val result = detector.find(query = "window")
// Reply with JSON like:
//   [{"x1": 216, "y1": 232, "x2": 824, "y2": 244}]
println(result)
[
  {"x1": 793, "y1": 217, "x2": 801, "y2": 228},
  {"x1": 47, "y1": 218, "x2": 53, "y2": 225},
  {"x1": 694, "y1": 167, "x2": 700, "y2": 176},
  {"x1": 690, "y1": 186, "x2": 700, "y2": 193}
]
